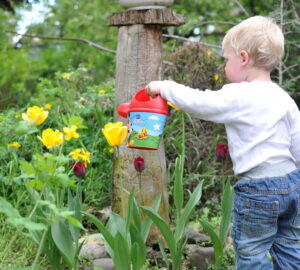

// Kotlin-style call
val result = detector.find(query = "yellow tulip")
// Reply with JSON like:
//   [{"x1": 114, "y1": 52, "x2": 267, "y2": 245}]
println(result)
[
  {"x1": 102, "y1": 122, "x2": 128, "y2": 147},
  {"x1": 37, "y1": 128, "x2": 63, "y2": 149},
  {"x1": 22, "y1": 106, "x2": 48, "y2": 126},
  {"x1": 8, "y1": 142, "x2": 21, "y2": 148},
  {"x1": 63, "y1": 125, "x2": 80, "y2": 141}
]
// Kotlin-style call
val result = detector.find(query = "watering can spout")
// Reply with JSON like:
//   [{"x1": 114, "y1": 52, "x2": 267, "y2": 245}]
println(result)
[{"x1": 117, "y1": 103, "x2": 130, "y2": 118}]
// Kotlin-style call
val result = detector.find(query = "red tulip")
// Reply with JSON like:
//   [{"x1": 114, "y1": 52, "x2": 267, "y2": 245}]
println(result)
[
  {"x1": 71, "y1": 162, "x2": 86, "y2": 178},
  {"x1": 134, "y1": 156, "x2": 145, "y2": 172},
  {"x1": 216, "y1": 144, "x2": 228, "y2": 160}
]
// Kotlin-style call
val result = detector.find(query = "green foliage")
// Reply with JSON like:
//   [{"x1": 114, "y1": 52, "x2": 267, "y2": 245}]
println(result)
[
  {"x1": 200, "y1": 179, "x2": 233, "y2": 270},
  {"x1": 83, "y1": 187, "x2": 161, "y2": 270}
]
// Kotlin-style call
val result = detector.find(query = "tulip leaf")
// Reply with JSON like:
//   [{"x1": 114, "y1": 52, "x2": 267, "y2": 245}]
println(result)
[
  {"x1": 219, "y1": 179, "x2": 233, "y2": 245},
  {"x1": 132, "y1": 194, "x2": 142, "y2": 232},
  {"x1": 175, "y1": 180, "x2": 203, "y2": 242},
  {"x1": 126, "y1": 187, "x2": 135, "y2": 233},
  {"x1": 174, "y1": 155, "x2": 184, "y2": 214},
  {"x1": 83, "y1": 211, "x2": 115, "y2": 250},
  {"x1": 141, "y1": 206, "x2": 176, "y2": 259},
  {"x1": 141, "y1": 193, "x2": 161, "y2": 243},
  {"x1": 51, "y1": 219, "x2": 75, "y2": 268},
  {"x1": 113, "y1": 232, "x2": 131, "y2": 270},
  {"x1": 130, "y1": 225, "x2": 146, "y2": 269},
  {"x1": 200, "y1": 220, "x2": 223, "y2": 270},
  {"x1": 158, "y1": 239, "x2": 170, "y2": 270}
]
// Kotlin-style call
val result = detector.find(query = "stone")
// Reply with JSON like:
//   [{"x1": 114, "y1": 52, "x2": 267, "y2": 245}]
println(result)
[
  {"x1": 93, "y1": 258, "x2": 115, "y2": 270},
  {"x1": 184, "y1": 228, "x2": 210, "y2": 244},
  {"x1": 80, "y1": 243, "x2": 108, "y2": 260},
  {"x1": 187, "y1": 246, "x2": 215, "y2": 270}
]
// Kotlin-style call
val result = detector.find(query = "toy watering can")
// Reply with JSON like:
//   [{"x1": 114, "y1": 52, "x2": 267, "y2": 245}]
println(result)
[{"x1": 117, "y1": 89, "x2": 168, "y2": 150}]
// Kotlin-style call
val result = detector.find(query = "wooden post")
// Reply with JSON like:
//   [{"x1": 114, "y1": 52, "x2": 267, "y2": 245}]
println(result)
[{"x1": 109, "y1": 9, "x2": 184, "y2": 244}]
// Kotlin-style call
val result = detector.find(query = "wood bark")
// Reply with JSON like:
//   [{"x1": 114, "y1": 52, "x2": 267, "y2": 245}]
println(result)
[{"x1": 110, "y1": 9, "x2": 184, "y2": 244}]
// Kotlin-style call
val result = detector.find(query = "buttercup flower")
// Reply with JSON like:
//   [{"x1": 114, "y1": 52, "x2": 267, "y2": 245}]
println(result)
[
  {"x1": 44, "y1": 104, "x2": 52, "y2": 110},
  {"x1": 71, "y1": 162, "x2": 86, "y2": 177},
  {"x1": 134, "y1": 156, "x2": 145, "y2": 172},
  {"x1": 69, "y1": 148, "x2": 90, "y2": 168},
  {"x1": 63, "y1": 73, "x2": 71, "y2": 80},
  {"x1": 98, "y1": 89, "x2": 106, "y2": 94},
  {"x1": 8, "y1": 142, "x2": 21, "y2": 148},
  {"x1": 102, "y1": 122, "x2": 128, "y2": 147},
  {"x1": 167, "y1": 101, "x2": 180, "y2": 111},
  {"x1": 63, "y1": 125, "x2": 80, "y2": 141},
  {"x1": 214, "y1": 74, "x2": 220, "y2": 81},
  {"x1": 37, "y1": 128, "x2": 64, "y2": 149},
  {"x1": 22, "y1": 106, "x2": 49, "y2": 126},
  {"x1": 216, "y1": 144, "x2": 228, "y2": 160}
]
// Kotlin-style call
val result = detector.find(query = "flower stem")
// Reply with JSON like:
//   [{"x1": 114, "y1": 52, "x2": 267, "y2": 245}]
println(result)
[
  {"x1": 138, "y1": 172, "x2": 144, "y2": 207},
  {"x1": 117, "y1": 147, "x2": 125, "y2": 216},
  {"x1": 31, "y1": 227, "x2": 48, "y2": 270}
]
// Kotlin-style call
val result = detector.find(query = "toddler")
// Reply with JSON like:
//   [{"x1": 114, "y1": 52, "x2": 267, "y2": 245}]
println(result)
[{"x1": 145, "y1": 16, "x2": 300, "y2": 270}]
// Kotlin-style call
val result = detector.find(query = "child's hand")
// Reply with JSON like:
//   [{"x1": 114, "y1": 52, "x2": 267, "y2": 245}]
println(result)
[{"x1": 145, "y1": 81, "x2": 163, "y2": 97}]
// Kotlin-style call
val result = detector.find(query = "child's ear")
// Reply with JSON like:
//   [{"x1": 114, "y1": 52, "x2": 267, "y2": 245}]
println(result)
[{"x1": 240, "y1": 50, "x2": 250, "y2": 66}]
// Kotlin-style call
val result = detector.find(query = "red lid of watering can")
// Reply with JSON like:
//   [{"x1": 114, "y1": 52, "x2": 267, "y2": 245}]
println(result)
[{"x1": 117, "y1": 89, "x2": 168, "y2": 118}]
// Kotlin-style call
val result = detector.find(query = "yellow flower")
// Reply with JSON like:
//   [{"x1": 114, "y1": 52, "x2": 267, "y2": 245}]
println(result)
[
  {"x1": 8, "y1": 142, "x2": 21, "y2": 148},
  {"x1": 44, "y1": 104, "x2": 52, "y2": 110},
  {"x1": 207, "y1": 50, "x2": 213, "y2": 56},
  {"x1": 98, "y1": 89, "x2": 106, "y2": 94},
  {"x1": 102, "y1": 122, "x2": 128, "y2": 147},
  {"x1": 22, "y1": 106, "x2": 48, "y2": 126},
  {"x1": 167, "y1": 101, "x2": 180, "y2": 111},
  {"x1": 69, "y1": 148, "x2": 90, "y2": 167},
  {"x1": 80, "y1": 148, "x2": 91, "y2": 167},
  {"x1": 69, "y1": 149, "x2": 82, "y2": 160},
  {"x1": 63, "y1": 125, "x2": 80, "y2": 141},
  {"x1": 63, "y1": 73, "x2": 71, "y2": 80},
  {"x1": 37, "y1": 128, "x2": 63, "y2": 149},
  {"x1": 214, "y1": 74, "x2": 220, "y2": 81}
]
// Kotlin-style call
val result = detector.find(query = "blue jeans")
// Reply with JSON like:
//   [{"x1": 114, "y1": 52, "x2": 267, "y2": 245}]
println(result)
[{"x1": 232, "y1": 170, "x2": 300, "y2": 270}]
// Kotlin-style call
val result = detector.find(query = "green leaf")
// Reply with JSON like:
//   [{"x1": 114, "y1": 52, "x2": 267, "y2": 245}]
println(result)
[
  {"x1": 219, "y1": 179, "x2": 233, "y2": 245},
  {"x1": 200, "y1": 220, "x2": 223, "y2": 270},
  {"x1": 141, "y1": 206, "x2": 176, "y2": 260},
  {"x1": 174, "y1": 155, "x2": 184, "y2": 214},
  {"x1": 129, "y1": 225, "x2": 146, "y2": 269},
  {"x1": 158, "y1": 239, "x2": 170, "y2": 270},
  {"x1": 20, "y1": 160, "x2": 35, "y2": 175},
  {"x1": 126, "y1": 187, "x2": 135, "y2": 233},
  {"x1": 175, "y1": 180, "x2": 203, "y2": 242},
  {"x1": 83, "y1": 211, "x2": 115, "y2": 250},
  {"x1": 28, "y1": 179, "x2": 44, "y2": 190},
  {"x1": 113, "y1": 232, "x2": 131, "y2": 270},
  {"x1": 141, "y1": 193, "x2": 161, "y2": 243},
  {"x1": 132, "y1": 195, "x2": 142, "y2": 232},
  {"x1": 51, "y1": 219, "x2": 76, "y2": 267}
]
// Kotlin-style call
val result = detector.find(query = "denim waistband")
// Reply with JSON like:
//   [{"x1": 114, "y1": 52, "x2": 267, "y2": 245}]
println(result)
[{"x1": 238, "y1": 160, "x2": 297, "y2": 179}]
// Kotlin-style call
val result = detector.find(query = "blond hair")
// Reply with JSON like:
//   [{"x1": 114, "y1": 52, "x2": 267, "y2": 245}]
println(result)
[{"x1": 222, "y1": 16, "x2": 284, "y2": 70}]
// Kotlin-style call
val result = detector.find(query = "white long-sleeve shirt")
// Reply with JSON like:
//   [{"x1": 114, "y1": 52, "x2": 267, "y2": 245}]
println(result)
[{"x1": 160, "y1": 80, "x2": 300, "y2": 175}]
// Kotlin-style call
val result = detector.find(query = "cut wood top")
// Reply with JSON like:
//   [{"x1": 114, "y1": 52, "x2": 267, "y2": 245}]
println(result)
[{"x1": 109, "y1": 9, "x2": 185, "y2": 26}]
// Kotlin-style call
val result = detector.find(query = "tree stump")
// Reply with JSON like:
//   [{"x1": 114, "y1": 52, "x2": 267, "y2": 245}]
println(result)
[{"x1": 109, "y1": 8, "x2": 184, "y2": 244}]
